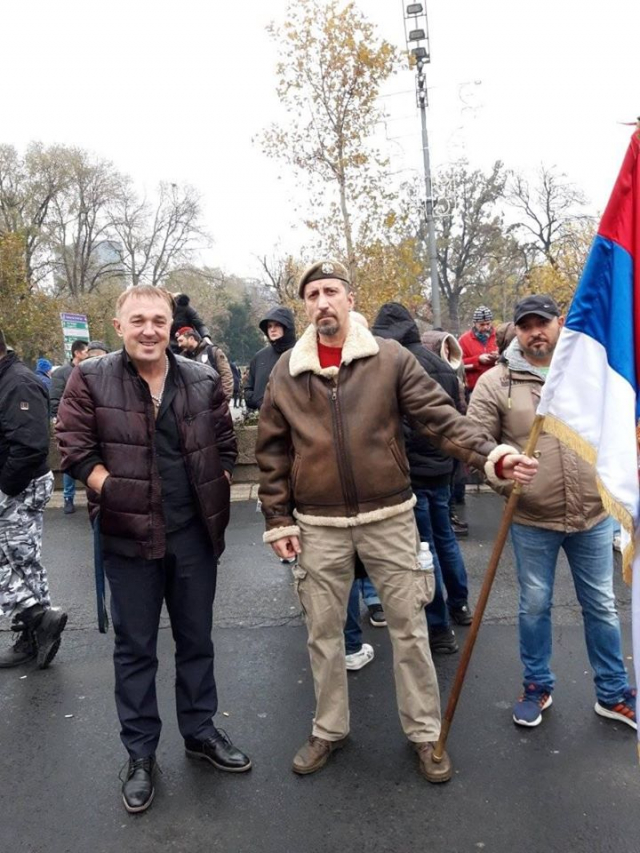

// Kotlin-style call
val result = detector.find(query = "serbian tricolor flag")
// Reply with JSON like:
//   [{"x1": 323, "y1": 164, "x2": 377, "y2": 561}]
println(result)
[{"x1": 537, "y1": 130, "x2": 640, "y2": 746}]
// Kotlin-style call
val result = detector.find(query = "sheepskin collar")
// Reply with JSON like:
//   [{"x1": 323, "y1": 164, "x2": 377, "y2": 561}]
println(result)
[{"x1": 289, "y1": 321, "x2": 380, "y2": 378}]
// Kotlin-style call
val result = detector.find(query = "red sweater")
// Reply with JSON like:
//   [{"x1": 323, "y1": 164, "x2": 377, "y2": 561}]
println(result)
[
  {"x1": 458, "y1": 328, "x2": 498, "y2": 391},
  {"x1": 318, "y1": 341, "x2": 342, "y2": 368}
]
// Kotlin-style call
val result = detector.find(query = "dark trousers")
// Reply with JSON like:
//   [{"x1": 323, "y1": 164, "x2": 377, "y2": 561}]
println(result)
[{"x1": 103, "y1": 520, "x2": 218, "y2": 758}]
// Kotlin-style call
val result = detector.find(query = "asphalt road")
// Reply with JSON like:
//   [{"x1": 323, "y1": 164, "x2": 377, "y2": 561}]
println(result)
[{"x1": 1, "y1": 494, "x2": 637, "y2": 853}]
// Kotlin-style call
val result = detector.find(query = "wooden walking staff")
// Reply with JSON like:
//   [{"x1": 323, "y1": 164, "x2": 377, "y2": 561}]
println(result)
[{"x1": 432, "y1": 414, "x2": 546, "y2": 763}]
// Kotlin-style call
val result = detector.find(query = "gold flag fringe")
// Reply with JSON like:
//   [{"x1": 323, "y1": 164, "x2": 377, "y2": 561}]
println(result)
[{"x1": 542, "y1": 415, "x2": 635, "y2": 585}]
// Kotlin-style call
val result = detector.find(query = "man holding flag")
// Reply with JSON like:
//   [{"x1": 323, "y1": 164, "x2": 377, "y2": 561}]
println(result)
[
  {"x1": 469, "y1": 294, "x2": 636, "y2": 730},
  {"x1": 531, "y1": 129, "x2": 640, "y2": 753}
]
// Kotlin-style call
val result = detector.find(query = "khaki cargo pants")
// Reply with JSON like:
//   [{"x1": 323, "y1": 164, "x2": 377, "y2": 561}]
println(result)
[{"x1": 294, "y1": 509, "x2": 440, "y2": 743}]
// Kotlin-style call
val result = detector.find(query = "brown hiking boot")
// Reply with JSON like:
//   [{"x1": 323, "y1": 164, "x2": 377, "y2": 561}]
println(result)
[
  {"x1": 415, "y1": 742, "x2": 453, "y2": 783},
  {"x1": 292, "y1": 735, "x2": 347, "y2": 775}
]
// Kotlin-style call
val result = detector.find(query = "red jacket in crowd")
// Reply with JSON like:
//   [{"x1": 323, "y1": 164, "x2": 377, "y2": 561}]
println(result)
[{"x1": 458, "y1": 327, "x2": 498, "y2": 391}]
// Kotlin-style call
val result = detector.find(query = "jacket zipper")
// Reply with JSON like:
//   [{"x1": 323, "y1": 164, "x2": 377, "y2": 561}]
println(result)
[{"x1": 328, "y1": 377, "x2": 359, "y2": 515}]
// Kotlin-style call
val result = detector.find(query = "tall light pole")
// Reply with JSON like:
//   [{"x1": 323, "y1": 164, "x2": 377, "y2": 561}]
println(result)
[{"x1": 403, "y1": 2, "x2": 441, "y2": 328}]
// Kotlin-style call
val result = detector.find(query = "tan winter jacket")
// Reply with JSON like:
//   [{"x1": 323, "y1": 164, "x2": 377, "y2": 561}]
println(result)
[
  {"x1": 256, "y1": 321, "x2": 512, "y2": 542},
  {"x1": 468, "y1": 357, "x2": 606, "y2": 532}
]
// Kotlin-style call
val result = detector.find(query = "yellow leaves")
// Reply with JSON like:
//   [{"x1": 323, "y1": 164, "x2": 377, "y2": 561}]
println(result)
[
  {"x1": 524, "y1": 265, "x2": 576, "y2": 313},
  {"x1": 383, "y1": 211, "x2": 397, "y2": 229},
  {"x1": 0, "y1": 234, "x2": 62, "y2": 362},
  {"x1": 352, "y1": 238, "x2": 423, "y2": 321}
]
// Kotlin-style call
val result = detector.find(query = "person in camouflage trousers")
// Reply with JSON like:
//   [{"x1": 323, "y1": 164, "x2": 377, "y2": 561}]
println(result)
[
  {"x1": 0, "y1": 474, "x2": 53, "y2": 613},
  {"x1": 0, "y1": 328, "x2": 67, "y2": 669}
]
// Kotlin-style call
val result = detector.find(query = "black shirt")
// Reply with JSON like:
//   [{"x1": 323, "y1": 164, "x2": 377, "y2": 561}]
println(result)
[{"x1": 154, "y1": 370, "x2": 197, "y2": 532}]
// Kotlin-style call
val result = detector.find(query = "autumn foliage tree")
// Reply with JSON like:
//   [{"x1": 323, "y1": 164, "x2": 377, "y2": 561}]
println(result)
[
  {"x1": 0, "y1": 233, "x2": 62, "y2": 362},
  {"x1": 261, "y1": 0, "x2": 400, "y2": 291}
]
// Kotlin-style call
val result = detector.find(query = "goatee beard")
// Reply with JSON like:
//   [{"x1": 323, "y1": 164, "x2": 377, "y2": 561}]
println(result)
[
  {"x1": 523, "y1": 344, "x2": 552, "y2": 360},
  {"x1": 317, "y1": 321, "x2": 339, "y2": 337}
]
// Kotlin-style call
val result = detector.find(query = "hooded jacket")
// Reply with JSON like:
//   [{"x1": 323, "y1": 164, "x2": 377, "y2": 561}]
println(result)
[
  {"x1": 468, "y1": 338, "x2": 606, "y2": 531},
  {"x1": 256, "y1": 319, "x2": 511, "y2": 543},
  {"x1": 421, "y1": 330, "x2": 463, "y2": 371},
  {"x1": 371, "y1": 303, "x2": 461, "y2": 487},
  {"x1": 170, "y1": 294, "x2": 210, "y2": 350},
  {"x1": 0, "y1": 352, "x2": 51, "y2": 496},
  {"x1": 244, "y1": 306, "x2": 296, "y2": 411},
  {"x1": 35, "y1": 358, "x2": 52, "y2": 391},
  {"x1": 421, "y1": 330, "x2": 467, "y2": 413}
]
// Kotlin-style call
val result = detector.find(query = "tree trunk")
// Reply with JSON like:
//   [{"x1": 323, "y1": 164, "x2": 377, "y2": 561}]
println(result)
[
  {"x1": 337, "y1": 174, "x2": 357, "y2": 289},
  {"x1": 448, "y1": 291, "x2": 461, "y2": 336}
]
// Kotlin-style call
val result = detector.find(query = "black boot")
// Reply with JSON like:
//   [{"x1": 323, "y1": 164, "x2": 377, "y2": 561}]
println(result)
[
  {"x1": 122, "y1": 756, "x2": 156, "y2": 814},
  {"x1": 0, "y1": 617, "x2": 37, "y2": 668},
  {"x1": 22, "y1": 605, "x2": 68, "y2": 669},
  {"x1": 429, "y1": 627, "x2": 459, "y2": 655}
]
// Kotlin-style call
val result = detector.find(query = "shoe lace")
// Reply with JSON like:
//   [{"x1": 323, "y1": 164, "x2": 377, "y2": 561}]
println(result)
[
  {"x1": 615, "y1": 689, "x2": 637, "y2": 717},
  {"x1": 118, "y1": 757, "x2": 161, "y2": 782},
  {"x1": 8, "y1": 627, "x2": 34, "y2": 654},
  {"x1": 519, "y1": 684, "x2": 550, "y2": 706},
  {"x1": 210, "y1": 728, "x2": 232, "y2": 746}
]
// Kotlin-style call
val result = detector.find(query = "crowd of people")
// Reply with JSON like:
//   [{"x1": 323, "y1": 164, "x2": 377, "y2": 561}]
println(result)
[{"x1": 0, "y1": 266, "x2": 635, "y2": 815}]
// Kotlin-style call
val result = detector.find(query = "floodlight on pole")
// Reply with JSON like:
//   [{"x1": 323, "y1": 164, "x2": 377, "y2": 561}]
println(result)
[{"x1": 401, "y1": 1, "x2": 440, "y2": 327}]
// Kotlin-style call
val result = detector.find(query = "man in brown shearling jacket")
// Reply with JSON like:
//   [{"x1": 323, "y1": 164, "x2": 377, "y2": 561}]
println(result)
[
  {"x1": 56, "y1": 285, "x2": 251, "y2": 815},
  {"x1": 255, "y1": 260, "x2": 538, "y2": 784}
]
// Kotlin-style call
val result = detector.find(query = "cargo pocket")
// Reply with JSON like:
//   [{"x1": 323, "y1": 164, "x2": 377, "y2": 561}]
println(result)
[
  {"x1": 411, "y1": 562, "x2": 435, "y2": 608},
  {"x1": 291, "y1": 562, "x2": 308, "y2": 615}
]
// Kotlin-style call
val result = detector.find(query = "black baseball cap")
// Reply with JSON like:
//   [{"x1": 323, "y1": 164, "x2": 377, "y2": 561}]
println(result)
[{"x1": 513, "y1": 295, "x2": 560, "y2": 325}]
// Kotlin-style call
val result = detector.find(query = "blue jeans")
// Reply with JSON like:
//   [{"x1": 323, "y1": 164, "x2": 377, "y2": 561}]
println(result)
[
  {"x1": 414, "y1": 486, "x2": 470, "y2": 630},
  {"x1": 511, "y1": 518, "x2": 629, "y2": 705},
  {"x1": 344, "y1": 577, "x2": 379, "y2": 654},
  {"x1": 62, "y1": 472, "x2": 76, "y2": 502}
]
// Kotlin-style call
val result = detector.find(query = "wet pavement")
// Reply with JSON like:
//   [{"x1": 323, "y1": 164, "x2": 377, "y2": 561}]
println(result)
[{"x1": 1, "y1": 494, "x2": 637, "y2": 853}]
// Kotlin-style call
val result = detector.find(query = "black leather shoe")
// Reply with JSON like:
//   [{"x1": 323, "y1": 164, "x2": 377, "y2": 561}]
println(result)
[
  {"x1": 185, "y1": 730, "x2": 252, "y2": 772},
  {"x1": 122, "y1": 756, "x2": 156, "y2": 814}
]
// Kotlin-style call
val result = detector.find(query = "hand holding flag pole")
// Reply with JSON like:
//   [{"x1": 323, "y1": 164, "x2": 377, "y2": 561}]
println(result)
[{"x1": 432, "y1": 415, "x2": 546, "y2": 763}]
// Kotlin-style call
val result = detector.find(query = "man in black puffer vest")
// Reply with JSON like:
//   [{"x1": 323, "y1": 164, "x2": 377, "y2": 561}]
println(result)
[
  {"x1": 56, "y1": 285, "x2": 251, "y2": 815},
  {"x1": 244, "y1": 306, "x2": 296, "y2": 411},
  {"x1": 371, "y1": 303, "x2": 474, "y2": 655}
]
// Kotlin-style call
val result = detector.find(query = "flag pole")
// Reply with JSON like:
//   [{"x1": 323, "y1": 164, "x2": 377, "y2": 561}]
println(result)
[{"x1": 432, "y1": 413, "x2": 546, "y2": 763}]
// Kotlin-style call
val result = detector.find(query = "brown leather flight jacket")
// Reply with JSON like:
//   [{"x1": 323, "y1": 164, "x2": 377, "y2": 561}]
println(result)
[
  {"x1": 55, "y1": 349, "x2": 236, "y2": 559},
  {"x1": 468, "y1": 361, "x2": 606, "y2": 531},
  {"x1": 256, "y1": 323, "x2": 499, "y2": 537}
]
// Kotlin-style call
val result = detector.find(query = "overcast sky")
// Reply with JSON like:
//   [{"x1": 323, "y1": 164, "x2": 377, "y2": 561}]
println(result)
[{"x1": 2, "y1": 0, "x2": 639, "y2": 279}]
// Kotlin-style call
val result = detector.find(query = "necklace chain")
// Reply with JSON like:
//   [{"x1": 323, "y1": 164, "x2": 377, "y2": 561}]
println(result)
[{"x1": 150, "y1": 356, "x2": 170, "y2": 408}]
